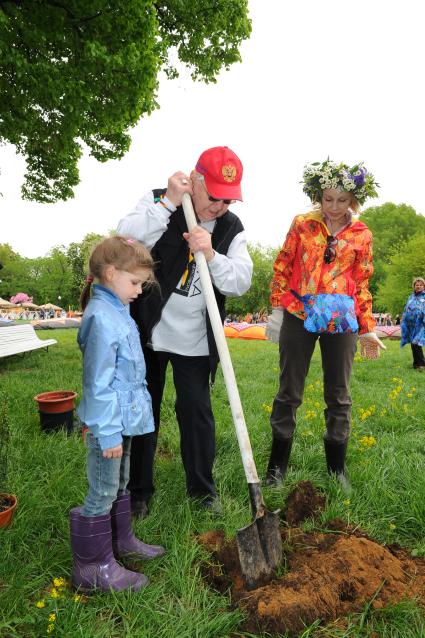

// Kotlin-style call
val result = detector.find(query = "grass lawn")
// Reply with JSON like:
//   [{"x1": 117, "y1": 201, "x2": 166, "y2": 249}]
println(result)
[{"x1": 0, "y1": 330, "x2": 424, "y2": 637}]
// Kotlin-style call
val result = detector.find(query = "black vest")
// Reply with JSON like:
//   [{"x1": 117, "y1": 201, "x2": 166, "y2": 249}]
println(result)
[{"x1": 130, "y1": 188, "x2": 245, "y2": 376}]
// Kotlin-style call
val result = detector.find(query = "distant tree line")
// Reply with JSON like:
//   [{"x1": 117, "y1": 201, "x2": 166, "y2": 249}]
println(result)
[
  {"x1": 0, "y1": 233, "x2": 103, "y2": 309},
  {"x1": 1, "y1": 202, "x2": 424, "y2": 315}
]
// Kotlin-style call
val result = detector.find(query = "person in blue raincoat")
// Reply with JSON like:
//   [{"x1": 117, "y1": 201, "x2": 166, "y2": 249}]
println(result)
[
  {"x1": 400, "y1": 276, "x2": 425, "y2": 370},
  {"x1": 70, "y1": 236, "x2": 165, "y2": 595}
]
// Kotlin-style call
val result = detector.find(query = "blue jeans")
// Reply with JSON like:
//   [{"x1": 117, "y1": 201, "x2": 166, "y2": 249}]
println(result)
[{"x1": 82, "y1": 433, "x2": 132, "y2": 517}]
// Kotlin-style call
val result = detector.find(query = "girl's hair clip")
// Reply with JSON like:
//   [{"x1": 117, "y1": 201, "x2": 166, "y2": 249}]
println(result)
[
  {"x1": 86, "y1": 274, "x2": 94, "y2": 283},
  {"x1": 126, "y1": 238, "x2": 136, "y2": 244}
]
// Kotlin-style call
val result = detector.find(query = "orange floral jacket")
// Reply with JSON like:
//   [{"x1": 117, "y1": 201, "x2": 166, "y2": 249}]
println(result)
[{"x1": 270, "y1": 211, "x2": 375, "y2": 334}]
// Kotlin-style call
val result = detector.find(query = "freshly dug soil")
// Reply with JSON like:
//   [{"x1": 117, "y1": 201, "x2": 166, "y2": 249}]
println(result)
[{"x1": 199, "y1": 482, "x2": 425, "y2": 637}]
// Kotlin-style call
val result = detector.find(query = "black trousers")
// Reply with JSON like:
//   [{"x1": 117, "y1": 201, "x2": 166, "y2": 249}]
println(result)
[
  {"x1": 270, "y1": 311, "x2": 358, "y2": 444},
  {"x1": 128, "y1": 348, "x2": 216, "y2": 502},
  {"x1": 411, "y1": 343, "x2": 425, "y2": 367}
]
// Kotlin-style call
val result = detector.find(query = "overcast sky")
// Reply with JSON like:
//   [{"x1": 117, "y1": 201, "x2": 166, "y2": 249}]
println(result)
[{"x1": 1, "y1": 0, "x2": 424, "y2": 258}]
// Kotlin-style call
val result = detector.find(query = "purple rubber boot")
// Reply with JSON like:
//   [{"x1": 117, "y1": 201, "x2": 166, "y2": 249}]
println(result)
[
  {"x1": 111, "y1": 495, "x2": 166, "y2": 560},
  {"x1": 70, "y1": 507, "x2": 148, "y2": 592}
]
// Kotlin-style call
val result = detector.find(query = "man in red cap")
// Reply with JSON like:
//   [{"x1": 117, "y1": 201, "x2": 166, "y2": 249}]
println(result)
[{"x1": 117, "y1": 146, "x2": 252, "y2": 517}]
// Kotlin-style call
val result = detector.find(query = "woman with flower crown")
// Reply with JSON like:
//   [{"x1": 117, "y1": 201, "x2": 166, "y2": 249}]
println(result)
[{"x1": 265, "y1": 160, "x2": 385, "y2": 491}]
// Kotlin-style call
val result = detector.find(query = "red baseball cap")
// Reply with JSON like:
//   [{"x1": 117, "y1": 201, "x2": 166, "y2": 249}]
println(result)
[{"x1": 195, "y1": 146, "x2": 243, "y2": 201}]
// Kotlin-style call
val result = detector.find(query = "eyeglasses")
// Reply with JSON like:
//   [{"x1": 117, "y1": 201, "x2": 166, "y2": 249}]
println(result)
[
  {"x1": 323, "y1": 235, "x2": 337, "y2": 264},
  {"x1": 202, "y1": 182, "x2": 235, "y2": 205},
  {"x1": 207, "y1": 194, "x2": 235, "y2": 205}
]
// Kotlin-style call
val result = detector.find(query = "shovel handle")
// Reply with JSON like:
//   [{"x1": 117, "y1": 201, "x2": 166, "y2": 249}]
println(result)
[{"x1": 182, "y1": 193, "x2": 259, "y2": 486}]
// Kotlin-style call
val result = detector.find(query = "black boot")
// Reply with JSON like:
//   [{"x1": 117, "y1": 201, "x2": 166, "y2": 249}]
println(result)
[
  {"x1": 265, "y1": 437, "x2": 293, "y2": 486},
  {"x1": 324, "y1": 439, "x2": 351, "y2": 493}
]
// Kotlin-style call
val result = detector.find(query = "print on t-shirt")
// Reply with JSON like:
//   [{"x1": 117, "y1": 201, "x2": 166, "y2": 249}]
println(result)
[{"x1": 174, "y1": 253, "x2": 202, "y2": 298}]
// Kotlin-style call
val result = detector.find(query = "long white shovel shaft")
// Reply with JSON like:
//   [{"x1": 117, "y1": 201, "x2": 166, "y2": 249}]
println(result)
[{"x1": 182, "y1": 193, "x2": 259, "y2": 485}]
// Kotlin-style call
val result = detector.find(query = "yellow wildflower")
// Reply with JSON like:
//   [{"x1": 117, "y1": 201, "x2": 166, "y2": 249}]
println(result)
[
  {"x1": 389, "y1": 523, "x2": 396, "y2": 530},
  {"x1": 407, "y1": 393, "x2": 413, "y2": 398},
  {"x1": 47, "y1": 624, "x2": 55, "y2": 634},
  {"x1": 359, "y1": 435, "x2": 377, "y2": 448},
  {"x1": 262, "y1": 403, "x2": 272, "y2": 414},
  {"x1": 36, "y1": 601, "x2": 45, "y2": 609},
  {"x1": 73, "y1": 594, "x2": 82, "y2": 603},
  {"x1": 48, "y1": 614, "x2": 56, "y2": 622},
  {"x1": 343, "y1": 499, "x2": 351, "y2": 506},
  {"x1": 50, "y1": 588, "x2": 59, "y2": 599},
  {"x1": 53, "y1": 578, "x2": 65, "y2": 588}
]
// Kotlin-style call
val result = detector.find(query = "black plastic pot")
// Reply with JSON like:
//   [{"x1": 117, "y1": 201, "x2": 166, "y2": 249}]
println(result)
[{"x1": 39, "y1": 409, "x2": 75, "y2": 434}]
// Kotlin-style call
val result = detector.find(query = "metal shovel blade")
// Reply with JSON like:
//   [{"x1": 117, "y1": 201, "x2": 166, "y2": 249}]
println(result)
[{"x1": 236, "y1": 502, "x2": 282, "y2": 590}]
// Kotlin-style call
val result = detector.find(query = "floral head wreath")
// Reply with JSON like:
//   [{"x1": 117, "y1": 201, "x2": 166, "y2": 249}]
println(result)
[{"x1": 302, "y1": 159, "x2": 379, "y2": 206}]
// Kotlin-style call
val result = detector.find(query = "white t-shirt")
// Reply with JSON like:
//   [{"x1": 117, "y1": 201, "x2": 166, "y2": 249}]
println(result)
[{"x1": 151, "y1": 221, "x2": 215, "y2": 356}]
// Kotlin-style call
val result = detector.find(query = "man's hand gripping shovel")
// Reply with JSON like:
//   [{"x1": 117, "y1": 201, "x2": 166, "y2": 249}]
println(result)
[{"x1": 182, "y1": 193, "x2": 282, "y2": 590}]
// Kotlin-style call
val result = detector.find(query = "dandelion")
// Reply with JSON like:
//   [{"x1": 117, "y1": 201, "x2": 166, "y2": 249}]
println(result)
[
  {"x1": 359, "y1": 435, "x2": 377, "y2": 448},
  {"x1": 36, "y1": 600, "x2": 45, "y2": 609},
  {"x1": 53, "y1": 578, "x2": 65, "y2": 588},
  {"x1": 48, "y1": 613, "x2": 56, "y2": 622}
]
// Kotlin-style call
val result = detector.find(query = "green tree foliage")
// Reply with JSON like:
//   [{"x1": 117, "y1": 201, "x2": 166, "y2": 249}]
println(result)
[
  {"x1": 376, "y1": 234, "x2": 425, "y2": 316},
  {"x1": 360, "y1": 202, "x2": 425, "y2": 304},
  {"x1": 226, "y1": 243, "x2": 278, "y2": 318},
  {"x1": 0, "y1": 243, "x2": 29, "y2": 299},
  {"x1": 0, "y1": 0, "x2": 251, "y2": 202}
]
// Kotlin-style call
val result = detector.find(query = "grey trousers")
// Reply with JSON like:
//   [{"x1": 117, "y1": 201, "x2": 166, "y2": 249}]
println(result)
[{"x1": 270, "y1": 310, "x2": 358, "y2": 444}]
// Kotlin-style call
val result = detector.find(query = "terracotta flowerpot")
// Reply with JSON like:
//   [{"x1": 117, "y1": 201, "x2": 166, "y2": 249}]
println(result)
[
  {"x1": 0, "y1": 493, "x2": 17, "y2": 528},
  {"x1": 34, "y1": 391, "x2": 78, "y2": 434}
]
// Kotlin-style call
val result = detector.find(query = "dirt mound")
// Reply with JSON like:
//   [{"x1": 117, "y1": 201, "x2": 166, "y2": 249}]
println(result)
[
  {"x1": 284, "y1": 480, "x2": 326, "y2": 525},
  {"x1": 199, "y1": 483, "x2": 425, "y2": 637}
]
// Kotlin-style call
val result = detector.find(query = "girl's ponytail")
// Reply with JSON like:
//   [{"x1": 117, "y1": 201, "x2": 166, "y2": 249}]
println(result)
[{"x1": 80, "y1": 275, "x2": 94, "y2": 311}]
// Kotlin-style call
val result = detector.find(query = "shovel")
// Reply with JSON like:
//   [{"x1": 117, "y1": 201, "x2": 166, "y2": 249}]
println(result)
[{"x1": 182, "y1": 193, "x2": 282, "y2": 590}]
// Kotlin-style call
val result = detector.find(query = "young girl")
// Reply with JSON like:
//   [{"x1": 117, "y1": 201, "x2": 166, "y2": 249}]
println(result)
[{"x1": 70, "y1": 236, "x2": 165, "y2": 593}]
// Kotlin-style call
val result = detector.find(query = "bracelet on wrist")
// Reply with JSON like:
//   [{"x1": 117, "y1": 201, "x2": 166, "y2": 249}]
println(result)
[{"x1": 159, "y1": 199, "x2": 172, "y2": 213}]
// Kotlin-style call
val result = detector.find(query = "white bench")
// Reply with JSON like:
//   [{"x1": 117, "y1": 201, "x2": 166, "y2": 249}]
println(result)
[{"x1": 0, "y1": 324, "x2": 57, "y2": 359}]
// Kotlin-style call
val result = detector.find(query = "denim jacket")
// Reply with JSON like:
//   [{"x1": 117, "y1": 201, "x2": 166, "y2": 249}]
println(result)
[{"x1": 77, "y1": 284, "x2": 154, "y2": 450}]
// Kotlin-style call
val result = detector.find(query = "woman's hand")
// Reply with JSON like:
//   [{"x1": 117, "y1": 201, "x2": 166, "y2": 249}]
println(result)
[
  {"x1": 102, "y1": 444, "x2": 123, "y2": 459},
  {"x1": 359, "y1": 332, "x2": 386, "y2": 359},
  {"x1": 266, "y1": 308, "x2": 284, "y2": 344}
]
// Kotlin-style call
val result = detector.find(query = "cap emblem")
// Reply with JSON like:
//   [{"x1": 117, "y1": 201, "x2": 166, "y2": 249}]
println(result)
[{"x1": 221, "y1": 164, "x2": 237, "y2": 183}]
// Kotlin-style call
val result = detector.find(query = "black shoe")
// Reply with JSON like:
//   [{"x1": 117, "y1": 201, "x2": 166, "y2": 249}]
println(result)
[
  {"x1": 265, "y1": 437, "x2": 293, "y2": 486},
  {"x1": 193, "y1": 495, "x2": 223, "y2": 517},
  {"x1": 131, "y1": 500, "x2": 149, "y2": 520},
  {"x1": 324, "y1": 439, "x2": 351, "y2": 494}
]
